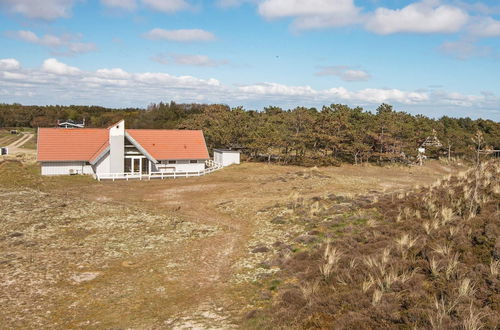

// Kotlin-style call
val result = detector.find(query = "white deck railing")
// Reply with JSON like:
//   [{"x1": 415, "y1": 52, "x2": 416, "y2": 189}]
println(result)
[{"x1": 96, "y1": 160, "x2": 223, "y2": 181}]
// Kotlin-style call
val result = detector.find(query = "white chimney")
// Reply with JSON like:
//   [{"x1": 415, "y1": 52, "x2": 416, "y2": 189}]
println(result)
[{"x1": 109, "y1": 120, "x2": 124, "y2": 173}]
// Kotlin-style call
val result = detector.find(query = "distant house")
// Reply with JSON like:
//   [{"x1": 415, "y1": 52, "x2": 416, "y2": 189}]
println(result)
[
  {"x1": 57, "y1": 119, "x2": 85, "y2": 128},
  {"x1": 37, "y1": 120, "x2": 210, "y2": 177}
]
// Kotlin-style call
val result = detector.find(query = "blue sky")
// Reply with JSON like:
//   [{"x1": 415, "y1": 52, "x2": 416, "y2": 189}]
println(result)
[{"x1": 0, "y1": 0, "x2": 499, "y2": 120}]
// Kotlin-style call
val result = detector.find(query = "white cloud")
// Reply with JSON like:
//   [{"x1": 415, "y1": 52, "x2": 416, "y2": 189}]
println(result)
[
  {"x1": 96, "y1": 68, "x2": 131, "y2": 79},
  {"x1": 101, "y1": 0, "x2": 137, "y2": 10},
  {"x1": 9, "y1": 30, "x2": 96, "y2": 56},
  {"x1": 258, "y1": 0, "x2": 356, "y2": 19},
  {"x1": 239, "y1": 82, "x2": 316, "y2": 96},
  {"x1": 2, "y1": 71, "x2": 28, "y2": 81},
  {"x1": 13, "y1": 30, "x2": 63, "y2": 47},
  {"x1": 0, "y1": 57, "x2": 497, "y2": 119},
  {"x1": 316, "y1": 66, "x2": 371, "y2": 82},
  {"x1": 258, "y1": 0, "x2": 361, "y2": 30},
  {"x1": 0, "y1": 0, "x2": 76, "y2": 20},
  {"x1": 141, "y1": 0, "x2": 190, "y2": 13},
  {"x1": 0, "y1": 58, "x2": 21, "y2": 71},
  {"x1": 439, "y1": 38, "x2": 491, "y2": 59},
  {"x1": 152, "y1": 53, "x2": 229, "y2": 67},
  {"x1": 42, "y1": 58, "x2": 81, "y2": 75},
  {"x1": 238, "y1": 82, "x2": 429, "y2": 104},
  {"x1": 144, "y1": 28, "x2": 215, "y2": 42},
  {"x1": 352, "y1": 88, "x2": 429, "y2": 104},
  {"x1": 365, "y1": 0, "x2": 469, "y2": 34},
  {"x1": 431, "y1": 90, "x2": 485, "y2": 107},
  {"x1": 67, "y1": 42, "x2": 97, "y2": 54},
  {"x1": 254, "y1": 0, "x2": 500, "y2": 39},
  {"x1": 468, "y1": 17, "x2": 500, "y2": 37},
  {"x1": 101, "y1": 0, "x2": 193, "y2": 12}
]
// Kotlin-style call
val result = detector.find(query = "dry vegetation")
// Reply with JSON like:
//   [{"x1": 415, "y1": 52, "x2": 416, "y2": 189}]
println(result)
[
  {"x1": 0, "y1": 130, "x2": 21, "y2": 146},
  {"x1": 247, "y1": 160, "x2": 499, "y2": 329},
  {"x1": 2, "y1": 153, "x2": 491, "y2": 329}
]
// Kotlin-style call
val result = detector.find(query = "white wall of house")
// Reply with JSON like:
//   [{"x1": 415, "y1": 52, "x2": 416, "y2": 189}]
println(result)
[
  {"x1": 214, "y1": 150, "x2": 240, "y2": 167},
  {"x1": 41, "y1": 161, "x2": 93, "y2": 176},
  {"x1": 93, "y1": 151, "x2": 110, "y2": 174},
  {"x1": 156, "y1": 160, "x2": 206, "y2": 173}
]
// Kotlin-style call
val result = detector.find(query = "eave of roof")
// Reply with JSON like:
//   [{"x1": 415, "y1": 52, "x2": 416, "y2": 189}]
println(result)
[{"x1": 89, "y1": 144, "x2": 110, "y2": 165}]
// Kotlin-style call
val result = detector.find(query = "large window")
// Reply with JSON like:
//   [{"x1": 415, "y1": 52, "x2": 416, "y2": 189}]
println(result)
[
  {"x1": 168, "y1": 160, "x2": 176, "y2": 164},
  {"x1": 125, "y1": 157, "x2": 148, "y2": 174},
  {"x1": 190, "y1": 160, "x2": 197, "y2": 164},
  {"x1": 124, "y1": 137, "x2": 141, "y2": 156}
]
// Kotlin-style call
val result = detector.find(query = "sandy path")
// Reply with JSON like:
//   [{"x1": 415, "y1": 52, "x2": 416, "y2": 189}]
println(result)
[{"x1": 5, "y1": 133, "x2": 35, "y2": 154}]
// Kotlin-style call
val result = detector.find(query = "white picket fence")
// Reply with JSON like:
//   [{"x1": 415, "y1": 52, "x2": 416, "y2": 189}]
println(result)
[{"x1": 96, "y1": 159, "x2": 223, "y2": 181}]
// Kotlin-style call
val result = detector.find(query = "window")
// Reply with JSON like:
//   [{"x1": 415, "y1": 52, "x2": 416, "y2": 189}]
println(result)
[
  {"x1": 124, "y1": 158, "x2": 132, "y2": 172},
  {"x1": 168, "y1": 160, "x2": 176, "y2": 164},
  {"x1": 190, "y1": 160, "x2": 197, "y2": 164}
]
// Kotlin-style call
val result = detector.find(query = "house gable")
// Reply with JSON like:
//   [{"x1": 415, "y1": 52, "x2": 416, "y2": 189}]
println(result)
[{"x1": 124, "y1": 132, "x2": 157, "y2": 163}]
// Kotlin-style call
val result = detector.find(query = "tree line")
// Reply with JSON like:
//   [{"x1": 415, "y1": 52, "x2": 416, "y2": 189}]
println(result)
[{"x1": 1, "y1": 102, "x2": 498, "y2": 165}]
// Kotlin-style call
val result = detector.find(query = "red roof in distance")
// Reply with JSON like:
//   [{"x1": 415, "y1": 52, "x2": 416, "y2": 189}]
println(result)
[
  {"x1": 37, "y1": 128, "x2": 109, "y2": 162},
  {"x1": 127, "y1": 129, "x2": 209, "y2": 160},
  {"x1": 37, "y1": 127, "x2": 209, "y2": 162}
]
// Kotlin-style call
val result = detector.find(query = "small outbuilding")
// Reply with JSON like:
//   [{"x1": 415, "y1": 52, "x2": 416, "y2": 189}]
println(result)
[{"x1": 214, "y1": 149, "x2": 240, "y2": 167}]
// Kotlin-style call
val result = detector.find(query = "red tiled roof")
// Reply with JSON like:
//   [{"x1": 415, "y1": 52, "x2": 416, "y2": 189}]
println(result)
[
  {"x1": 37, "y1": 127, "x2": 209, "y2": 162},
  {"x1": 37, "y1": 128, "x2": 109, "y2": 162},
  {"x1": 127, "y1": 129, "x2": 209, "y2": 160}
]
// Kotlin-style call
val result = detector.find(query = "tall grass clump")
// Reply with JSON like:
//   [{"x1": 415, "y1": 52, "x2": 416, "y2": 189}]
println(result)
[{"x1": 256, "y1": 160, "x2": 499, "y2": 329}]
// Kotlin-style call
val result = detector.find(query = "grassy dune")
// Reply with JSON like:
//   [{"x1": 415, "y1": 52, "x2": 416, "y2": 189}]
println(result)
[{"x1": 247, "y1": 160, "x2": 499, "y2": 329}]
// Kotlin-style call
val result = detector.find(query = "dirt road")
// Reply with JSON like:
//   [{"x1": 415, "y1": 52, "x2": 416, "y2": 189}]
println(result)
[{"x1": 6, "y1": 133, "x2": 35, "y2": 153}]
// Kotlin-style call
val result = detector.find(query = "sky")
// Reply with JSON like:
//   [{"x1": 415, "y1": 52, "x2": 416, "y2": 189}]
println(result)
[{"x1": 0, "y1": 0, "x2": 499, "y2": 120}]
